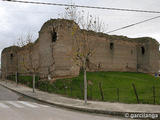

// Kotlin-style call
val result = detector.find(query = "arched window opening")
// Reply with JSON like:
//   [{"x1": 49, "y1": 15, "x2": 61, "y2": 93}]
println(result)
[
  {"x1": 141, "y1": 47, "x2": 145, "y2": 55},
  {"x1": 110, "y1": 43, "x2": 114, "y2": 50}
]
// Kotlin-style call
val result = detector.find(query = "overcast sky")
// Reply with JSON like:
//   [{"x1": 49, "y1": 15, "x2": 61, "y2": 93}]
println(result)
[{"x1": 0, "y1": 0, "x2": 160, "y2": 64}]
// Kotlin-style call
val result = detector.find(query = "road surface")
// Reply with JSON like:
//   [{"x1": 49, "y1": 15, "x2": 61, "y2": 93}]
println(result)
[{"x1": 0, "y1": 85, "x2": 128, "y2": 120}]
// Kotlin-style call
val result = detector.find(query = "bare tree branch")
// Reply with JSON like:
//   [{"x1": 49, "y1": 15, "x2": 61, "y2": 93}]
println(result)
[
  {"x1": 60, "y1": 4, "x2": 106, "y2": 104},
  {"x1": 17, "y1": 33, "x2": 40, "y2": 74}
]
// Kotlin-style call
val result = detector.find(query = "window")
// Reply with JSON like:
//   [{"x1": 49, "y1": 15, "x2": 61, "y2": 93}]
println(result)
[
  {"x1": 10, "y1": 53, "x2": 13, "y2": 60},
  {"x1": 110, "y1": 42, "x2": 114, "y2": 50},
  {"x1": 141, "y1": 47, "x2": 145, "y2": 55},
  {"x1": 51, "y1": 31, "x2": 57, "y2": 42}
]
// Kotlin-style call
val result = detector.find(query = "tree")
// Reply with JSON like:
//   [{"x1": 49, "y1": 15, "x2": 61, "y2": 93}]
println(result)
[
  {"x1": 16, "y1": 34, "x2": 40, "y2": 92},
  {"x1": 17, "y1": 34, "x2": 39, "y2": 73},
  {"x1": 60, "y1": 5, "x2": 105, "y2": 104}
]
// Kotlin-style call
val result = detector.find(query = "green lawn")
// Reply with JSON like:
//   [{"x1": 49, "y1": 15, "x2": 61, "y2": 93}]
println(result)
[
  {"x1": 7, "y1": 71, "x2": 160, "y2": 104},
  {"x1": 47, "y1": 72, "x2": 160, "y2": 104},
  {"x1": 7, "y1": 75, "x2": 39, "y2": 88}
]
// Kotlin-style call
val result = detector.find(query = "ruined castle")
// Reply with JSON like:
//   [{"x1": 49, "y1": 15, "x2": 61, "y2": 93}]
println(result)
[{"x1": 1, "y1": 19, "x2": 160, "y2": 79}]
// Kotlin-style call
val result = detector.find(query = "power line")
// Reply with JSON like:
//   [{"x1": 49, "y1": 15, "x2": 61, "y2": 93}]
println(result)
[
  {"x1": 106, "y1": 15, "x2": 160, "y2": 33},
  {"x1": 2, "y1": 0, "x2": 160, "y2": 14},
  {"x1": 2, "y1": 0, "x2": 160, "y2": 34}
]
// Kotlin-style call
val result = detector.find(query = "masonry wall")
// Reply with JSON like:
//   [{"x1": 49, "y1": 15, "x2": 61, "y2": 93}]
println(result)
[
  {"x1": 1, "y1": 46, "x2": 19, "y2": 78},
  {"x1": 147, "y1": 40, "x2": 160, "y2": 73},
  {"x1": 38, "y1": 20, "x2": 80, "y2": 78},
  {"x1": 1, "y1": 19, "x2": 160, "y2": 80},
  {"x1": 135, "y1": 39, "x2": 160, "y2": 73},
  {"x1": 86, "y1": 34, "x2": 138, "y2": 72},
  {"x1": 17, "y1": 43, "x2": 40, "y2": 74}
]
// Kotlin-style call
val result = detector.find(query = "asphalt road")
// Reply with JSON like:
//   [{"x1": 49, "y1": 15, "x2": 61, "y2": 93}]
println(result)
[{"x1": 0, "y1": 85, "x2": 129, "y2": 120}]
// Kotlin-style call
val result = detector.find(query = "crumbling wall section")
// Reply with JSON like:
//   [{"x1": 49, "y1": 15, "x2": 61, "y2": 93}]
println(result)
[
  {"x1": 84, "y1": 33, "x2": 138, "y2": 72},
  {"x1": 1, "y1": 46, "x2": 19, "y2": 78},
  {"x1": 135, "y1": 38, "x2": 159, "y2": 73},
  {"x1": 1, "y1": 19, "x2": 160, "y2": 80},
  {"x1": 17, "y1": 42, "x2": 40, "y2": 74},
  {"x1": 38, "y1": 19, "x2": 80, "y2": 78}
]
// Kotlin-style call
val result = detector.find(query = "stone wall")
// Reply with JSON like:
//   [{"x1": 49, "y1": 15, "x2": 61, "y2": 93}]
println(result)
[
  {"x1": 1, "y1": 46, "x2": 19, "y2": 78},
  {"x1": 86, "y1": 34, "x2": 138, "y2": 72},
  {"x1": 17, "y1": 43, "x2": 40, "y2": 74},
  {"x1": 38, "y1": 19, "x2": 80, "y2": 78},
  {"x1": 1, "y1": 19, "x2": 160, "y2": 79}
]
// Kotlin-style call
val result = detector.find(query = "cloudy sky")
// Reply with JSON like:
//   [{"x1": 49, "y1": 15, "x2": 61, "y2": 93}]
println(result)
[{"x1": 0, "y1": 0, "x2": 160, "y2": 64}]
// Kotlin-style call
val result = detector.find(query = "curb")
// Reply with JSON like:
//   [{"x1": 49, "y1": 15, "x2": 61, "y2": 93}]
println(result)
[{"x1": 0, "y1": 82, "x2": 160, "y2": 119}]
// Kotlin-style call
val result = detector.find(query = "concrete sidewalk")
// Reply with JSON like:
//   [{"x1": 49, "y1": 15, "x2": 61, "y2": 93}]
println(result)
[{"x1": 0, "y1": 79, "x2": 160, "y2": 119}]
